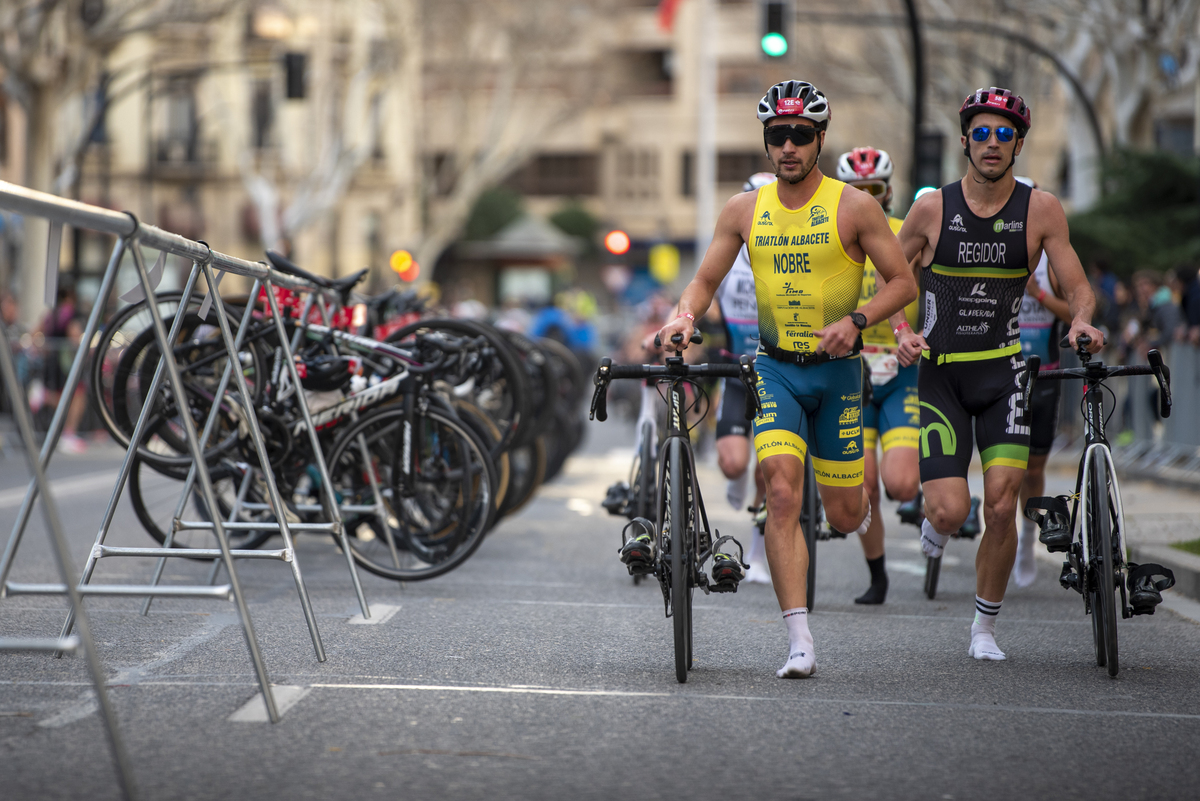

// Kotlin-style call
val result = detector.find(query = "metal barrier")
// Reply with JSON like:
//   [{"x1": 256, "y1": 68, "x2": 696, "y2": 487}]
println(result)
[
  {"x1": 0, "y1": 180, "x2": 375, "y2": 799},
  {"x1": 1110, "y1": 343, "x2": 1200, "y2": 483}
]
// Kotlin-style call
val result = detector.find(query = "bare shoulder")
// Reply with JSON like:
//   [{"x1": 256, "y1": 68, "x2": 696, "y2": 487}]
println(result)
[
  {"x1": 723, "y1": 188, "x2": 759, "y2": 220},
  {"x1": 1028, "y1": 188, "x2": 1067, "y2": 226},
  {"x1": 901, "y1": 188, "x2": 942, "y2": 234},
  {"x1": 837, "y1": 181, "x2": 886, "y2": 224}
]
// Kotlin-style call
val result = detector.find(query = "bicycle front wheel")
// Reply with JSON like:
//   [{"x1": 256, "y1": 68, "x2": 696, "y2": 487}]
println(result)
[
  {"x1": 663, "y1": 438, "x2": 692, "y2": 683},
  {"x1": 1088, "y1": 454, "x2": 1119, "y2": 677}
]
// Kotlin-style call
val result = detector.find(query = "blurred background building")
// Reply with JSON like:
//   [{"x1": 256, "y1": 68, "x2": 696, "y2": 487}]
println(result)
[{"x1": 0, "y1": 0, "x2": 1197, "y2": 320}]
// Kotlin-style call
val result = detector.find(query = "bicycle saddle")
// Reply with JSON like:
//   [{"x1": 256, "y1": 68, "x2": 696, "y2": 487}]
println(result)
[{"x1": 266, "y1": 250, "x2": 369, "y2": 296}]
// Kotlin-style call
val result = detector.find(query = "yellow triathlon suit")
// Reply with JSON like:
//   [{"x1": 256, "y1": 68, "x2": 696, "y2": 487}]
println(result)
[
  {"x1": 857, "y1": 216, "x2": 921, "y2": 454},
  {"x1": 748, "y1": 176, "x2": 866, "y2": 487}
]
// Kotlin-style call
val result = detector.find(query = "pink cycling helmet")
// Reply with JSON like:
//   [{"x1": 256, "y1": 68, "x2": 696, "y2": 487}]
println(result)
[{"x1": 959, "y1": 87, "x2": 1031, "y2": 136}]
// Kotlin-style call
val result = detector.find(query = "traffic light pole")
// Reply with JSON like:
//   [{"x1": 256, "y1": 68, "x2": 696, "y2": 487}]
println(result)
[
  {"x1": 902, "y1": 0, "x2": 925, "y2": 203},
  {"x1": 694, "y1": 0, "x2": 717, "y2": 267}
]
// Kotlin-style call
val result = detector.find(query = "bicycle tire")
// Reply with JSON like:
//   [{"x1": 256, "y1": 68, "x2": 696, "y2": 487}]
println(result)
[
  {"x1": 636, "y1": 421, "x2": 656, "y2": 521},
  {"x1": 501, "y1": 330, "x2": 560, "y2": 443},
  {"x1": 1090, "y1": 455, "x2": 1119, "y2": 677},
  {"x1": 127, "y1": 456, "x2": 275, "y2": 553},
  {"x1": 495, "y1": 437, "x2": 547, "y2": 519},
  {"x1": 384, "y1": 318, "x2": 531, "y2": 450},
  {"x1": 802, "y1": 454, "x2": 817, "y2": 611},
  {"x1": 93, "y1": 299, "x2": 262, "y2": 469},
  {"x1": 453, "y1": 399, "x2": 511, "y2": 512},
  {"x1": 665, "y1": 437, "x2": 692, "y2": 683},
  {"x1": 325, "y1": 406, "x2": 496, "y2": 581},
  {"x1": 924, "y1": 555, "x2": 941, "y2": 599}
]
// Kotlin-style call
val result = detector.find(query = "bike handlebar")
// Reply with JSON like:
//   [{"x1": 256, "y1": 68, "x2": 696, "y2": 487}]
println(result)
[
  {"x1": 589, "y1": 355, "x2": 760, "y2": 423},
  {"x1": 1030, "y1": 347, "x2": 1172, "y2": 418}
]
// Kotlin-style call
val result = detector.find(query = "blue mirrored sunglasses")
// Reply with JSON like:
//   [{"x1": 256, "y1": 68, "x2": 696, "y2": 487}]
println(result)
[{"x1": 970, "y1": 126, "x2": 1016, "y2": 143}]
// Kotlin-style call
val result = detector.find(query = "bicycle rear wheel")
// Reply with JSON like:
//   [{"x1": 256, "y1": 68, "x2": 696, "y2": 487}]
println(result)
[
  {"x1": 1089, "y1": 455, "x2": 1119, "y2": 677},
  {"x1": 325, "y1": 406, "x2": 496, "y2": 581},
  {"x1": 801, "y1": 454, "x2": 817, "y2": 611},
  {"x1": 664, "y1": 438, "x2": 692, "y2": 683},
  {"x1": 924, "y1": 555, "x2": 941, "y2": 599}
]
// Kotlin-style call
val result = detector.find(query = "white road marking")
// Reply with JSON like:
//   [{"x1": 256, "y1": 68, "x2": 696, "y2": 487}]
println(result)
[
  {"x1": 0, "y1": 471, "x2": 122, "y2": 510},
  {"x1": 307, "y1": 681, "x2": 1200, "y2": 720},
  {"x1": 37, "y1": 696, "x2": 99, "y2": 728},
  {"x1": 228, "y1": 685, "x2": 311, "y2": 722},
  {"x1": 347, "y1": 603, "x2": 400, "y2": 625},
  {"x1": 566, "y1": 498, "x2": 594, "y2": 516}
]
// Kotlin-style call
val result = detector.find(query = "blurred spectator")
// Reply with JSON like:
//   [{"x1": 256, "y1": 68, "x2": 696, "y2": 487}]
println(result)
[
  {"x1": 1089, "y1": 258, "x2": 1120, "y2": 331},
  {"x1": 1130, "y1": 270, "x2": 1183, "y2": 351},
  {"x1": 39, "y1": 285, "x2": 89, "y2": 454},
  {"x1": 1174, "y1": 263, "x2": 1200, "y2": 345},
  {"x1": 532, "y1": 290, "x2": 598, "y2": 368}
]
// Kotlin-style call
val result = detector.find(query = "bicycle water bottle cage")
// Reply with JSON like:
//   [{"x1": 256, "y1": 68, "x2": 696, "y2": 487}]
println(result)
[
  {"x1": 1125, "y1": 563, "x2": 1176, "y2": 616},
  {"x1": 601, "y1": 480, "x2": 632, "y2": 517},
  {"x1": 708, "y1": 534, "x2": 748, "y2": 593},
  {"x1": 619, "y1": 517, "x2": 657, "y2": 575},
  {"x1": 1023, "y1": 495, "x2": 1072, "y2": 552}
]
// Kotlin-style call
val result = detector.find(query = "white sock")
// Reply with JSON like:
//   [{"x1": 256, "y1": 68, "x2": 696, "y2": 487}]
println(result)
[
  {"x1": 920, "y1": 518, "x2": 951, "y2": 558},
  {"x1": 1012, "y1": 518, "x2": 1038, "y2": 588},
  {"x1": 744, "y1": 529, "x2": 771, "y2": 584},
  {"x1": 852, "y1": 503, "x2": 872, "y2": 537},
  {"x1": 725, "y1": 471, "x2": 748, "y2": 511},
  {"x1": 968, "y1": 596, "x2": 1006, "y2": 661},
  {"x1": 776, "y1": 608, "x2": 816, "y2": 678}
]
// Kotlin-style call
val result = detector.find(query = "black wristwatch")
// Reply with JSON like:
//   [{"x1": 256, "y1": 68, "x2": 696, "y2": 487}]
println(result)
[{"x1": 849, "y1": 311, "x2": 868, "y2": 331}]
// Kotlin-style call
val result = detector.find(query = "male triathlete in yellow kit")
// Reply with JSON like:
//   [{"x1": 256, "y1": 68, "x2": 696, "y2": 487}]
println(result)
[{"x1": 656, "y1": 80, "x2": 917, "y2": 678}]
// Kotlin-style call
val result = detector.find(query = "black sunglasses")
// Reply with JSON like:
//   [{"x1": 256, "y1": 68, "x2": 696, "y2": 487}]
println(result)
[{"x1": 764, "y1": 125, "x2": 819, "y2": 148}]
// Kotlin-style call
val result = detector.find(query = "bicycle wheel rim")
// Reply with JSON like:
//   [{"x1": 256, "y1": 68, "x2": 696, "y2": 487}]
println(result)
[
  {"x1": 667, "y1": 439, "x2": 690, "y2": 684},
  {"x1": 925, "y1": 555, "x2": 941, "y2": 600},
  {"x1": 327, "y1": 407, "x2": 496, "y2": 581},
  {"x1": 127, "y1": 457, "x2": 275, "y2": 553},
  {"x1": 1091, "y1": 456, "x2": 1119, "y2": 676},
  {"x1": 636, "y1": 421, "x2": 655, "y2": 520}
]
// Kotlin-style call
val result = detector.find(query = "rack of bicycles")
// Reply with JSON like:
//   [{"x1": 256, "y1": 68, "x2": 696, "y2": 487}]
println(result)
[{"x1": 0, "y1": 180, "x2": 587, "y2": 800}]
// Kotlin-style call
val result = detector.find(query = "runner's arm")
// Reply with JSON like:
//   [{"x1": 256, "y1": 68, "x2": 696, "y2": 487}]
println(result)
[
  {"x1": 886, "y1": 193, "x2": 940, "y2": 365},
  {"x1": 657, "y1": 193, "x2": 751, "y2": 349},
  {"x1": 1026, "y1": 264, "x2": 1071, "y2": 325},
  {"x1": 1034, "y1": 191, "x2": 1103, "y2": 353}
]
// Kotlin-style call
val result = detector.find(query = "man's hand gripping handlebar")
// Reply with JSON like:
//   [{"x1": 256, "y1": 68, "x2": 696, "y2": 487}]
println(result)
[{"x1": 590, "y1": 332, "x2": 762, "y2": 423}]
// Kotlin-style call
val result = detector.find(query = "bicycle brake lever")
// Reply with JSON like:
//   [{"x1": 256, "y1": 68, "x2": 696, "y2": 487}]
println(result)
[
  {"x1": 1021, "y1": 355, "x2": 1040, "y2": 416},
  {"x1": 1147, "y1": 349, "x2": 1172, "y2": 418},
  {"x1": 738, "y1": 355, "x2": 761, "y2": 421},
  {"x1": 590, "y1": 358, "x2": 612, "y2": 422}
]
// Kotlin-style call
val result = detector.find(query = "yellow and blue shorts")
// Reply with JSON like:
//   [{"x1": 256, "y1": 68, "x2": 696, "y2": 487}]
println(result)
[
  {"x1": 752, "y1": 352, "x2": 864, "y2": 487},
  {"x1": 863, "y1": 364, "x2": 920, "y2": 453}
]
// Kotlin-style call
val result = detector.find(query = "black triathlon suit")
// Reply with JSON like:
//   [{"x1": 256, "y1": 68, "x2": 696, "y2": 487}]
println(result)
[{"x1": 918, "y1": 180, "x2": 1033, "y2": 481}]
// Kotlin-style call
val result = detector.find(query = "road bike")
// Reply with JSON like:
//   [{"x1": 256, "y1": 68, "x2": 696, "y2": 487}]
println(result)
[
  {"x1": 591, "y1": 332, "x2": 759, "y2": 682},
  {"x1": 1022, "y1": 335, "x2": 1176, "y2": 677}
]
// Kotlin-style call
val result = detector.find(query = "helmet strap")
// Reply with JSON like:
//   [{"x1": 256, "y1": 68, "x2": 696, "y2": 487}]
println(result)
[{"x1": 965, "y1": 145, "x2": 1016, "y2": 184}]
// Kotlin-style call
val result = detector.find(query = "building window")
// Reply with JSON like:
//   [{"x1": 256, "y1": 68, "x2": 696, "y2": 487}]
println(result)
[
  {"x1": 680, "y1": 151, "x2": 693, "y2": 196},
  {"x1": 612, "y1": 50, "x2": 673, "y2": 97},
  {"x1": 427, "y1": 152, "x2": 456, "y2": 197},
  {"x1": 157, "y1": 74, "x2": 200, "y2": 163},
  {"x1": 718, "y1": 151, "x2": 771, "y2": 184},
  {"x1": 615, "y1": 148, "x2": 659, "y2": 200},
  {"x1": 508, "y1": 153, "x2": 600, "y2": 196}
]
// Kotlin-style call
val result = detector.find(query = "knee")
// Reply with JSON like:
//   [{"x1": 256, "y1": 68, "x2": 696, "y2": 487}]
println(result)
[
  {"x1": 884, "y1": 471, "x2": 920, "y2": 503},
  {"x1": 925, "y1": 499, "x2": 967, "y2": 534},
  {"x1": 764, "y1": 474, "x2": 801, "y2": 518},
  {"x1": 865, "y1": 480, "x2": 881, "y2": 509},
  {"x1": 717, "y1": 451, "x2": 749, "y2": 480},
  {"x1": 984, "y1": 494, "x2": 1017, "y2": 526}
]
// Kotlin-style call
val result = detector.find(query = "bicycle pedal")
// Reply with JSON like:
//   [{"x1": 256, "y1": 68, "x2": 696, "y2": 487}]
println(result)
[
  {"x1": 1059, "y1": 561, "x2": 1082, "y2": 594},
  {"x1": 1025, "y1": 495, "x2": 1072, "y2": 553},
  {"x1": 601, "y1": 481, "x2": 632, "y2": 517},
  {"x1": 896, "y1": 490, "x2": 923, "y2": 526},
  {"x1": 619, "y1": 517, "x2": 656, "y2": 571},
  {"x1": 1126, "y1": 562, "x2": 1176, "y2": 616},
  {"x1": 708, "y1": 535, "x2": 747, "y2": 592}
]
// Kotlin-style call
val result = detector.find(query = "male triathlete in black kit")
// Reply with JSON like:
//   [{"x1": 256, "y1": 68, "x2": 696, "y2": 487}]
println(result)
[{"x1": 889, "y1": 87, "x2": 1103, "y2": 662}]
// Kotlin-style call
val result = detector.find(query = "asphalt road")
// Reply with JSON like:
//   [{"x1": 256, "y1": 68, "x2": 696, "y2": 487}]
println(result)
[{"x1": 2, "y1": 425, "x2": 1199, "y2": 801}]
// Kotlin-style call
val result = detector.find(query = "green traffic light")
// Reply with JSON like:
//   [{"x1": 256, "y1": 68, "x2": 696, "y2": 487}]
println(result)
[{"x1": 761, "y1": 33, "x2": 788, "y2": 57}]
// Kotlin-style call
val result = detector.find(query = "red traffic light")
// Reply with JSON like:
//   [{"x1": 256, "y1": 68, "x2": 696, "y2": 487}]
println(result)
[{"x1": 604, "y1": 230, "x2": 631, "y2": 255}]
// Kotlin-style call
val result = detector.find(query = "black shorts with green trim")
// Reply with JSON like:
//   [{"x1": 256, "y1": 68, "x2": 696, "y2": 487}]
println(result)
[{"x1": 917, "y1": 352, "x2": 1031, "y2": 482}]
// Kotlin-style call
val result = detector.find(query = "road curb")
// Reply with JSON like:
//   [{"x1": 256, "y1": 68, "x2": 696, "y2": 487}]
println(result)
[{"x1": 1129, "y1": 544, "x2": 1200, "y2": 603}]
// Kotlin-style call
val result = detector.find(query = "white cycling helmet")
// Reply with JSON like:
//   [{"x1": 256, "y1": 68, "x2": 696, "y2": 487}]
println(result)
[
  {"x1": 836, "y1": 148, "x2": 893, "y2": 183},
  {"x1": 742, "y1": 172, "x2": 777, "y2": 192},
  {"x1": 757, "y1": 80, "x2": 831, "y2": 129}
]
